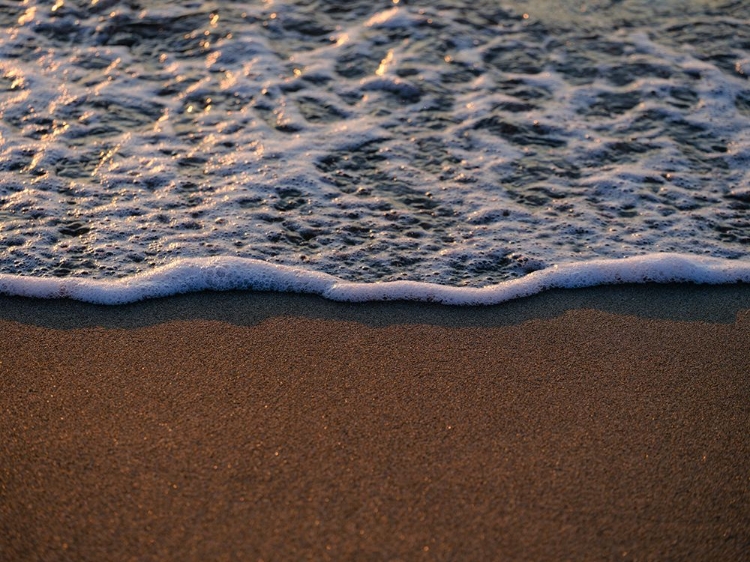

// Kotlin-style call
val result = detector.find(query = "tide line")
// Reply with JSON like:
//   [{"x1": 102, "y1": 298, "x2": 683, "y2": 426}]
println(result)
[{"x1": 0, "y1": 253, "x2": 748, "y2": 306}]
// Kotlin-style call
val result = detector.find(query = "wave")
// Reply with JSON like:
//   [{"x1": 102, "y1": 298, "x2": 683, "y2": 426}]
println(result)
[{"x1": 0, "y1": 253, "x2": 749, "y2": 306}]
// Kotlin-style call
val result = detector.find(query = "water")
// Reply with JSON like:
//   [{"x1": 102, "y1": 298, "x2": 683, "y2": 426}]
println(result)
[{"x1": 0, "y1": 0, "x2": 748, "y2": 303}]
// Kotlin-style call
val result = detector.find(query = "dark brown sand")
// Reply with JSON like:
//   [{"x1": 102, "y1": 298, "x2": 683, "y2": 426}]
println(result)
[{"x1": 1, "y1": 285, "x2": 749, "y2": 561}]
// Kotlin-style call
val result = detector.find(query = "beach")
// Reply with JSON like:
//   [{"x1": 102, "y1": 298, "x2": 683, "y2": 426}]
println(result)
[
  {"x1": 2, "y1": 1, "x2": 749, "y2": 559},
  {"x1": 1, "y1": 284, "x2": 749, "y2": 560}
]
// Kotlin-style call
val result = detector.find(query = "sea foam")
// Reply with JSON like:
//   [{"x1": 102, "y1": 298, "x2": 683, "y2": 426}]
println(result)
[
  {"x1": 1, "y1": 2, "x2": 749, "y2": 289},
  {"x1": 0, "y1": 254, "x2": 748, "y2": 306}
]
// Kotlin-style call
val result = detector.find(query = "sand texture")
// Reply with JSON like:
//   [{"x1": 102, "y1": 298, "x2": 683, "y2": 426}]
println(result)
[{"x1": 1, "y1": 284, "x2": 749, "y2": 561}]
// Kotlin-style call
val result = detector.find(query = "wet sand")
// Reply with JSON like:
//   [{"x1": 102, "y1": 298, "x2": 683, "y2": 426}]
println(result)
[{"x1": 1, "y1": 284, "x2": 749, "y2": 561}]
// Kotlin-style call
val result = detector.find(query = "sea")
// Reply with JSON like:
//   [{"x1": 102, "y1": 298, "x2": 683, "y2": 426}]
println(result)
[{"x1": 0, "y1": 0, "x2": 749, "y2": 305}]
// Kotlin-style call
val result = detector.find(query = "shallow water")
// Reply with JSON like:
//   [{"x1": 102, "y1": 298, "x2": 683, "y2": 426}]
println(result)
[{"x1": 0, "y1": 0, "x2": 748, "y2": 294}]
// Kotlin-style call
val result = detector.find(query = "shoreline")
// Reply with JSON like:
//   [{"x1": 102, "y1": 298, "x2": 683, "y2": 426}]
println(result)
[
  {"x1": 1, "y1": 284, "x2": 749, "y2": 560},
  {"x1": 1, "y1": 253, "x2": 749, "y2": 306}
]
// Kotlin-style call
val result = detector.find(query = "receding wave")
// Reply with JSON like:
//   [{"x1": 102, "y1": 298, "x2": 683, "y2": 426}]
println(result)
[
  {"x1": 1, "y1": 254, "x2": 748, "y2": 306},
  {"x1": 1, "y1": 1, "x2": 749, "y2": 288}
]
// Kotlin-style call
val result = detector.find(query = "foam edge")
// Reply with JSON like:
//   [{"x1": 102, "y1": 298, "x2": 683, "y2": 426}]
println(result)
[{"x1": 0, "y1": 253, "x2": 748, "y2": 306}]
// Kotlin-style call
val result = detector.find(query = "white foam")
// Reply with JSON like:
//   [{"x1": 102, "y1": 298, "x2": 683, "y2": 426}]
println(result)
[
  {"x1": 1, "y1": 2, "x2": 749, "y2": 288},
  {"x1": 0, "y1": 254, "x2": 748, "y2": 306}
]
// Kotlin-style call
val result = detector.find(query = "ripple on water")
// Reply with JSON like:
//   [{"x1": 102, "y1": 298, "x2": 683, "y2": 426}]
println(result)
[{"x1": 0, "y1": 0, "x2": 748, "y2": 285}]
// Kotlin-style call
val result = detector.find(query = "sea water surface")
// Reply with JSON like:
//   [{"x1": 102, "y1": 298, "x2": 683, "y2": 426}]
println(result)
[{"x1": 0, "y1": 0, "x2": 749, "y2": 304}]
